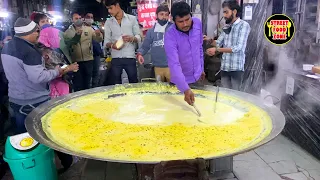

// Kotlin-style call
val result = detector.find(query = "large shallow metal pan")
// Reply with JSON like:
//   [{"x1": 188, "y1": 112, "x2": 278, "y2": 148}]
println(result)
[{"x1": 25, "y1": 83, "x2": 285, "y2": 163}]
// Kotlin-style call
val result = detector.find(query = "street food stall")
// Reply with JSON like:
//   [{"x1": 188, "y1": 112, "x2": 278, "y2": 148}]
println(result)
[
  {"x1": 278, "y1": 0, "x2": 320, "y2": 161},
  {"x1": 280, "y1": 68, "x2": 320, "y2": 161}
]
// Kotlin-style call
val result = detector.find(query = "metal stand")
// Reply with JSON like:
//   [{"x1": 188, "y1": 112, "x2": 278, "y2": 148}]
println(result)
[
  {"x1": 209, "y1": 156, "x2": 233, "y2": 175},
  {"x1": 80, "y1": 158, "x2": 234, "y2": 180},
  {"x1": 81, "y1": 160, "x2": 137, "y2": 180}
]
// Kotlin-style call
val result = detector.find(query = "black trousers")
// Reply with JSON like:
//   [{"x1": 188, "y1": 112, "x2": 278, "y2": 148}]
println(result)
[
  {"x1": 73, "y1": 61, "x2": 94, "y2": 92},
  {"x1": 110, "y1": 58, "x2": 138, "y2": 85},
  {"x1": 92, "y1": 56, "x2": 101, "y2": 88}
]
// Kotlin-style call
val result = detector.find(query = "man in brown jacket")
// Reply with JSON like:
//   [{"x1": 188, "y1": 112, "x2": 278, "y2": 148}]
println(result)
[{"x1": 64, "y1": 12, "x2": 103, "y2": 91}]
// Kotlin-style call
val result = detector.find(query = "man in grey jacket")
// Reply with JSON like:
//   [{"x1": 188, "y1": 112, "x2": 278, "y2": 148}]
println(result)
[
  {"x1": 1, "y1": 17, "x2": 76, "y2": 171},
  {"x1": 1, "y1": 18, "x2": 63, "y2": 133},
  {"x1": 137, "y1": 4, "x2": 172, "y2": 82}
]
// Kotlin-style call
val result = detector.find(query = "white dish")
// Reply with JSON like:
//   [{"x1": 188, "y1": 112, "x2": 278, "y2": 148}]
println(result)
[
  {"x1": 303, "y1": 64, "x2": 314, "y2": 71},
  {"x1": 9, "y1": 132, "x2": 38, "y2": 151},
  {"x1": 306, "y1": 74, "x2": 320, "y2": 79}
]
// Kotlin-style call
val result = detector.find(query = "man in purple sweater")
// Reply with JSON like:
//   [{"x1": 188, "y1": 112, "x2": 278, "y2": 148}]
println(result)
[{"x1": 164, "y1": 1, "x2": 205, "y2": 105}]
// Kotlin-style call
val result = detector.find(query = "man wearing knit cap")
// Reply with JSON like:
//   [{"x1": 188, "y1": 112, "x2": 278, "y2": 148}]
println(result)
[
  {"x1": 1, "y1": 17, "x2": 75, "y2": 170},
  {"x1": 1, "y1": 17, "x2": 60, "y2": 132}
]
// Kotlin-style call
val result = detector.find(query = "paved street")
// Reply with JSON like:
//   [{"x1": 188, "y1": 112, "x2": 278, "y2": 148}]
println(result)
[{"x1": 4, "y1": 135, "x2": 319, "y2": 180}]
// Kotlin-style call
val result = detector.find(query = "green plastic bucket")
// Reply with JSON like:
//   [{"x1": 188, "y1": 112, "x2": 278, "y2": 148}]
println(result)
[{"x1": 3, "y1": 135, "x2": 58, "y2": 180}]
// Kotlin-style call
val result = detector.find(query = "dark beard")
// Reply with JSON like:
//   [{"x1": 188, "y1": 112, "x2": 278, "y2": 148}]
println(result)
[{"x1": 225, "y1": 14, "x2": 234, "y2": 24}]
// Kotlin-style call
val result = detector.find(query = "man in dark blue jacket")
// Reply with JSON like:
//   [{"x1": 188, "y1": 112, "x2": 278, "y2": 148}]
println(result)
[
  {"x1": 1, "y1": 17, "x2": 74, "y2": 172},
  {"x1": 0, "y1": 34, "x2": 11, "y2": 180},
  {"x1": 0, "y1": 36, "x2": 10, "y2": 142}
]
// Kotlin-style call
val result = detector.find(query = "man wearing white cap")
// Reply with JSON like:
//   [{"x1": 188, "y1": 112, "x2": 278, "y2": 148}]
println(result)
[
  {"x1": 1, "y1": 18, "x2": 75, "y2": 171},
  {"x1": 1, "y1": 17, "x2": 63, "y2": 133}
]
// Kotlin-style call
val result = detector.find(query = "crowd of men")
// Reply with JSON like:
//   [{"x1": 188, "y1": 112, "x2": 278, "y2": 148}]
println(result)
[{"x1": 0, "y1": 0, "x2": 250, "y2": 178}]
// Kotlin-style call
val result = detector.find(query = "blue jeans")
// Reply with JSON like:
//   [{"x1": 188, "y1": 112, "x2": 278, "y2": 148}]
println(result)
[
  {"x1": 10, "y1": 101, "x2": 47, "y2": 134},
  {"x1": 9, "y1": 100, "x2": 73, "y2": 169},
  {"x1": 221, "y1": 71, "x2": 244, "y2": 91},
  {"x1": 110, "y1": 58, "x2": 138, "y2": 85}
]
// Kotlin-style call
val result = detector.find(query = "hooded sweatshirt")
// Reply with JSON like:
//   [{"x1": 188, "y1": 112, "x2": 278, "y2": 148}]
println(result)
[
  {"x1": 137, "y1": 22, "x2": 172, "y2": 67},
  {"x1": 38, "y1": 25, "x2": 61, "y2": 49}
]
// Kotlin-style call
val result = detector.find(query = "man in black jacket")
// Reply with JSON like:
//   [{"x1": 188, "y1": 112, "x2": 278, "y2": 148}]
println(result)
[
  {"x1": 0, "y1": 35, "x2": 11, "y2": 180},
  {"x1": 0, "y1": 35, "x2": 11, "y2": 141}
]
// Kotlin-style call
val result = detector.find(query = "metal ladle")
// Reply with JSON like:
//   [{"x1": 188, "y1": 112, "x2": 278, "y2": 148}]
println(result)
[
  {"x1": 192, "y1": 103, "x2": 202, "y2": 117},
  {"x1": 214, "y1": 85, "x2": 219, "y2": 113},
  {"x1": 192, "y1": 103, "x2": 206, "y2": 123}
]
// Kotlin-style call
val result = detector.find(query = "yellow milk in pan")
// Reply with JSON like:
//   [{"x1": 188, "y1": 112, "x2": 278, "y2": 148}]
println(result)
[{"x1": 41, "y1": 84, "x2": 272, "y2": 162}]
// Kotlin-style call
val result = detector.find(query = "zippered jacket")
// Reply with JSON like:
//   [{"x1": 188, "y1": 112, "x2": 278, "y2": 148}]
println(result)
[
  {"x1": 137, "y1": 22, "x2": 172, "y2": 67},
  {"x1": 1, "y1": 37, "x2": 59, "y2": 105},
  {"x1": 64, "y1": 25, "x2": 103, "y2": 62}
]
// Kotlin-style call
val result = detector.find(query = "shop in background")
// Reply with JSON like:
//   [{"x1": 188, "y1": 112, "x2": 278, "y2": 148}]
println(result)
[
  {"x1": 136, "y1": 0, "x2": 170, "y2": 29},
  {"x1": 137, "y1": 0, "x2": 158, "y2": 29}
]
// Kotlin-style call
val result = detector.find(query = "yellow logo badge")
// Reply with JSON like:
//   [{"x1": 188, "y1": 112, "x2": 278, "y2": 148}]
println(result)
[{"x1": 264, "y1": 14, "x2": 295, "y2": 45}]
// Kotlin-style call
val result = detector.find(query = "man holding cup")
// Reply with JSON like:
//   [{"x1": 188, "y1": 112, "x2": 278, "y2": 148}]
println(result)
[
  {"x1": 104, "y1": 0, "x2": 142, "y2": 84},
  {"x1": 64, "y1": 12, "x2": 103, "y2": 91}
]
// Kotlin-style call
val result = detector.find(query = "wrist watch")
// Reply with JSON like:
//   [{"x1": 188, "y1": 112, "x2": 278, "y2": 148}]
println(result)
[{"x1": 215, "y1": 47, "x2": 220, "y2": 53}]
